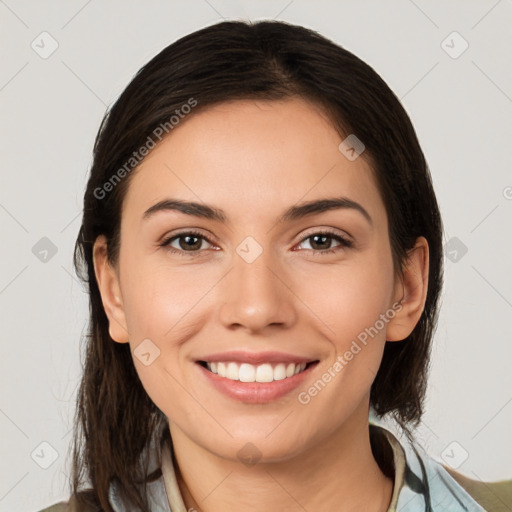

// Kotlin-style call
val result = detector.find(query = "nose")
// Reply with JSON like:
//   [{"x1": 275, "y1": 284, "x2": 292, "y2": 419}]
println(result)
[{"x1": 218, "y1": 244, "x2": 298, "y2": 333}]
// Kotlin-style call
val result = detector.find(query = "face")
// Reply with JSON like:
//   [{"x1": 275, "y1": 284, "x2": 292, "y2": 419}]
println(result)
[{"x1": 95, "y1": 98, "x2": 421, "y2": 464}]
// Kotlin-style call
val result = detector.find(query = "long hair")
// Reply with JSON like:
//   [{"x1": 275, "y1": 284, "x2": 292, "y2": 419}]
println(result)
[{"x1": 71, "y1": 19, "x2": 443, "y2": 511}]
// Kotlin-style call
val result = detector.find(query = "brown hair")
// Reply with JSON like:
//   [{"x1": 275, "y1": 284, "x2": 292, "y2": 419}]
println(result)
[{"x1": 71, "y1": 19, "x2": 443, "y2": 511}]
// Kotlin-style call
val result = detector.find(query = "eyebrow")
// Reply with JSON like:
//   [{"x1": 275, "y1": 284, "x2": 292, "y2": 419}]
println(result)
[{"x1": 143, "y1": 197, "x2": 373, "y2": 226}]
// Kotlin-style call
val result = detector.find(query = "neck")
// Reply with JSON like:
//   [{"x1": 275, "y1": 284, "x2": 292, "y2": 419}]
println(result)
[{"x1": 168, "y1": 407, "x2": 393, "y2": 512}]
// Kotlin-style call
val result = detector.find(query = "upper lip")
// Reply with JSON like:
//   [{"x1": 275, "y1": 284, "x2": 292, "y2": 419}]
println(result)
[{"x1": 196, "y1": 351, "x2": 317, "y2": 365}]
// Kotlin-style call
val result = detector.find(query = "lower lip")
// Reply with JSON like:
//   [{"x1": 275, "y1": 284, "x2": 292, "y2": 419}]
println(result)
[{"x1": 196, "y1": 361, "x2": 319, "y2": 404}]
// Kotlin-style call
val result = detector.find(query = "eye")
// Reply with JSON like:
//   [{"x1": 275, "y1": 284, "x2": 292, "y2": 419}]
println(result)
[
  {"x1": 160, "y1": 228, "x2": 353, "y2": 257},
  {"x1": 161, "y1": 230, "x2": 216, "y2": 256},
  {"x1": 295, "y1": 230, "x2": 353, "y2": 255}
]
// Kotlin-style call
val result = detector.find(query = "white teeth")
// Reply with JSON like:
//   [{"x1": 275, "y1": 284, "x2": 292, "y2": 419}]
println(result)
[
  {"x1": 239, "y1": 363, "x2": 255, "y2": 382},
  {"x1": 273, "y1": 363, "x2": 286, "y2": 381},
  {"x1": 217, "y1": 362, "x2": 226, "y2": 377},
  {"x1": 205, "y1": 361, "x2": 308, "y2": 382},
  {"x1": 256, "y1": 363, "x2": 274, "y2": 382},
  {"x1": 226, "y1": 362, "x2": 239, "y2": 380}
]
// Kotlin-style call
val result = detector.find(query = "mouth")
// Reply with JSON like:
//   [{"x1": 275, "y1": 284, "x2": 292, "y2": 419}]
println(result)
[{"x1": 196, "y1": 360, "x2": 319, "y2": 383}]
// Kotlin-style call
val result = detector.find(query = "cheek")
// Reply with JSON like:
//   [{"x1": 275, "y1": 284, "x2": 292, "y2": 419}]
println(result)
[
  {"x1": 289, "y1": 251, "x2": 395, "y2": 427},
  {"x1": 291, "y1": 248, "x2": 395, "y2": 352},
  {"x1": 120, "y1": 252, "x2": 212, "y2": 341},
  {"x1": 118, "y1": 254, "x2": 212, "y2": 416}
]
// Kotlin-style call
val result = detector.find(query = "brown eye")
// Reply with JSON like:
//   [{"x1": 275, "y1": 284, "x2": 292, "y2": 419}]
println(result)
[
  {"x1": 162, "y1": 231, "x2": 215, "y2": 255},
  {"x1": 176, "y1": 234, "x2": 203, "y2": 251},
  {"x1": 296, "y1": 231, "x2": 352, "y2": 255},
  {"x1": 308, "y1": 234, "x2": 336, "y2": 250}
]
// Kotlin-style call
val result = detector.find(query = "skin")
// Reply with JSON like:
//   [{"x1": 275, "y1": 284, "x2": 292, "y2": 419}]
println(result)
[{"x1": 93, "y1": 98, "x2": 429, "y2": 512}]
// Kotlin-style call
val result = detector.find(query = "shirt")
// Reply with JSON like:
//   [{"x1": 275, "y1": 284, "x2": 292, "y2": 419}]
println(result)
[{"x1": 38, "y1": 420, "x2": 511, "y2": 511}]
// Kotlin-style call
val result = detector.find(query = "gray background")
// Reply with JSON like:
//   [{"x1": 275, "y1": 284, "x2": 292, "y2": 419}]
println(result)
[{"x1": 1, "y1": 1, "x2": 511, "y2": 510}]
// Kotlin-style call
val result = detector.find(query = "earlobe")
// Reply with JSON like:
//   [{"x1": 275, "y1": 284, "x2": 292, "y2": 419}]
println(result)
[
  {"x1": 92, "y1": 235, "x2": 130, "y2": 343},
  {"x1": 386, "y1": 236, "x2": 429, "y2": 342}
]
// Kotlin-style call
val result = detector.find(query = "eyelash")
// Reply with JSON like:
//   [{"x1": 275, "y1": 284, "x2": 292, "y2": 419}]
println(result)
[{"x1": 160, "y1": 229, "x2": 353, "y2": 257}]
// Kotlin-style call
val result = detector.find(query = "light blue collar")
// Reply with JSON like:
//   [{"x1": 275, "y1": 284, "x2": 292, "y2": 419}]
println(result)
[{"x1": 108, "y1": 421, "x2": 485, "y2": 511}]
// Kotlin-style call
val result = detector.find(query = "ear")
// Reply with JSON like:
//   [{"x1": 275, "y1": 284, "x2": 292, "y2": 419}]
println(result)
[
  {"x1": 386, "y1": 236, "x2": 429, "y2": 342},
  {"x1": 92, "y1": 235, "x2": 129, "y2": 343}
]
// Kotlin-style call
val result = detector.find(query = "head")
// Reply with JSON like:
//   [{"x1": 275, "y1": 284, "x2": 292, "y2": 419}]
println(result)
[{"x1": 71, "y1": 20, "x2": 442, "y2": 512}]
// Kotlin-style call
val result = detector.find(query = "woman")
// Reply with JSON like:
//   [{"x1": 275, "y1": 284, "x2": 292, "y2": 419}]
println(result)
[{"x1": 38, "y1": 19, "x2": 511, "y2": 512}]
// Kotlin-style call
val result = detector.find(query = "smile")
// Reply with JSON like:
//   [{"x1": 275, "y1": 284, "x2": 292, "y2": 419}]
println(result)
[
  {"x1": 196, "y1": 359, "x2": 320, "y2": 403},
  {"x1": 199, "y1": 361, "x2": 312, "y2": 383}
]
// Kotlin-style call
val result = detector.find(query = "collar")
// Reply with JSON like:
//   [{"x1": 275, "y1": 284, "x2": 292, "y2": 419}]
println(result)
[
  {"x1": 108, "y1": 421, "x2": 485, "y2": 511},
  {"x1": 372, "y1": 422, "x2": 485, "y2": 511}
]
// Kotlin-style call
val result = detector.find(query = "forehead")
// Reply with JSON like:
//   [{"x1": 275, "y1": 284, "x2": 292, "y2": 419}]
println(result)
[{"x1": 122, "y1": 98, "x2": 385, "y2": 227}]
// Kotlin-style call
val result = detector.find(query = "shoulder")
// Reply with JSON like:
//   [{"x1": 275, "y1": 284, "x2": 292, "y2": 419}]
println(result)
[
  {"x1": 410, "y1": 443, "x2": 512, "y2": 512},
  {"x1": 371, "y1": 423, "x2": 508, "y2": 511},
  {"x1": 36, "y1": 492, "x2": 101, "y2": 512},
  {"x1": 37, "y1": 503, "x2": 68, "y2": 512},
  {"x1": 442, "y1": 465, "x2": 512, "y2": 512}
]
